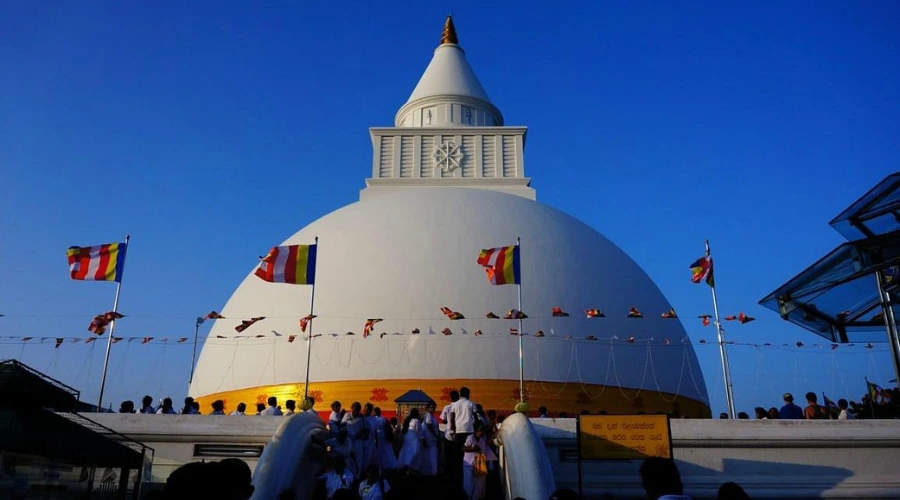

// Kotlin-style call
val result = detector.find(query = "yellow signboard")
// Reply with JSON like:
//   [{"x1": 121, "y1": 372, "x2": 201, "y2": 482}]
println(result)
[{"x1": 577, "y1": 414, "x2": 672, "y2": 460}]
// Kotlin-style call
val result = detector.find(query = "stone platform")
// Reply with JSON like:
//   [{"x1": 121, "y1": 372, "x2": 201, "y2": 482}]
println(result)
[{"x1": 88, "y1": 414, "x2": 900, "y2": 499}]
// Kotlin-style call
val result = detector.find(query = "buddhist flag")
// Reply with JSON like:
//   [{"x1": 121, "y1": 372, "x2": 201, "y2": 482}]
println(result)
[
  {"x1": 725, "y1": 312, "x2": 755, "y2": 324},
  {"x1": 585, "y1": 309, "x2": 605, "y2": 318},
  {"x1": 477, "y1": 245, "x2": 520, "y2": 285},
  {"x1": 255, "y1": 244, "x2": 317, "y2": 285},
  {"x1": 627, "y1": 307, "x2": 643, "y2": 318},
  {"x1": 690, "y1": 255, "x2": 714, "y2": 287},
  {"x1": 698, "y1": 314, "x2": 712, "y2": 327},
  {"x1": 485, "y1": 312, "x2": 500, "y2": 319},
  {"x1": 299, "y1": 314, "x2": 316, "y2": 332},
  {"x1": 141, "y1": 337, "x2": 153, "y2": 344},
  {"x1": 88, "y1": 312, "x2": 124, "y2": 335},
  {"x1": 363, "y1": 318, "x2": 383, "y2": 338},
  {"x1": 177, "y1": 337, "x2": 187, "y2": 343},
  {"x1": 197, "y1": 311, "x2": 225, "y2": 325},
  {"x1": 55, "y1": 338, "x2": 64, "y2": 348},
  {"x1": 551, "y1": 307, "x2": 569, "y2": 317},
  {"x1": 67, "y1": 242, "x2": 128, "y2": 282},
  {"x1": 504, "y1": 309, "x2": 527, "y2": 319},
  {"x1": 661, "y1": 308, "x2": 677, "y2": 319},
  {"x1": 440, "y1": 307, "x2": 465, "y2": 320},
  {"x1": 235, "y1": 317, "x2": 266, "y2": 333},
  {"x1": 288, "y1": 335, "x2": 297, "y2": 343}
]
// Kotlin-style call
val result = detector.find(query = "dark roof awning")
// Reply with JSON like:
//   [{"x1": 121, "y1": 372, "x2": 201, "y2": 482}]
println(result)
[
  {"x1": 0, "y1": 409, "x2": 145, "y2": 468},
  {"x1": 830, "y1": 173, "x2": 900, "y2": 240},
  {"x1": 394, "y1": 389, "x2": 435, "y2": 404},
  {"x1": 758, "y1": 230, "x2": 900, "y2": 343},
  {"x1": 0, "y1": 360, "x2": 79, "y2": 411}
]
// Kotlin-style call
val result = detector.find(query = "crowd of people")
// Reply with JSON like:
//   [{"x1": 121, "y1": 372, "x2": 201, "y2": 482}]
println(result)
[
  {"x1": 719, "y1": 389, "x2": 900, "y2": 420},
  {"x1": 317, "y1": 387, "x2": 499, "y2": 500},
  {"x1": 116, "y1": 395, "x2": 317, "y2": 415}
]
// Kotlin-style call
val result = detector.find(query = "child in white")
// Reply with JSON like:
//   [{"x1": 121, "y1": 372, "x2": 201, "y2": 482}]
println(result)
[
  {"x1": 342, "y1": 402, "x2": 367, "y2": 472},
  {"x1": 328, "y1": 401, "x2": 343, "y2": 436},
  {"x1": 372, "y1": 407, "x2": 397, "y2": 471},
  {"x1": 358, "y1": 465, "x2": 390, "y2": 500},
  {"x1": 326, "y1": 429, "x2": 358, "y2": 478},
  {"x1": 420, "y1": 403, "x2": 440, "y2": 475},
  {"x1": 317, "y1": 457, "x2": 354, "y2": 499},
  {"x1": 397, "y1": 408, "x2": 423, "y2": 470},
  {"x1": 463, "y1": 424, "x2": 490, "y2": 500}
]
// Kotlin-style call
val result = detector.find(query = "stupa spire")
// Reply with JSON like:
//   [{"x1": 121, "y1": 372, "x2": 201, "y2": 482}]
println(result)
[
  {"x1": 394, "y1": 16, "x2": 502, "y2": 127},
  {"x1": 441, "y1": 15, "x2": 459, "y2": 45}
]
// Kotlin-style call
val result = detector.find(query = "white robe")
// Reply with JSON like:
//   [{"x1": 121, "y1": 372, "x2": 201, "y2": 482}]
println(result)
[
  {"x1": 361, "y1": 415, "x2": 377, "y2": 472},
  {"x1": 326, "y1": 437, "x2": 358, "y2": 478},
  {"x1": 463, "y1": 434, "x2": 487, "y2": 500},
  {"x1": 343, "y1": 412, "x2": 367, "y2": 472},
  {"x1": 420, "y1": 412, "x2": 439, "y2": 475},
  {"x1": 373, "y1": 416, "x2": 397, "y2": 471},
  {"x1": 397, "y1": 418, "x2": 422, "y2": 469},
  {"x1": 318, "y1": 470, "x2": 354, "y2": 499}
]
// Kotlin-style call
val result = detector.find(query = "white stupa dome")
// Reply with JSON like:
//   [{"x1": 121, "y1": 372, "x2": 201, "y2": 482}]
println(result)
[{"x1": 190, "y1": 18, "x2": 710, "y2": 417}]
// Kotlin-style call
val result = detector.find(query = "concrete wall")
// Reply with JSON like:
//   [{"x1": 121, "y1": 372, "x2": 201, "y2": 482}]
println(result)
[
  {"x1": 534, "y1": 418, "x2": 900, "y2": 499},
  {"x1": 89, "y1": 414, "x2": 900, "y2": 499}
]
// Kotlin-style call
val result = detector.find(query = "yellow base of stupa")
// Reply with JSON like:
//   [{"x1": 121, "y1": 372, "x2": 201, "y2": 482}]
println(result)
[{"x1": 196, "y1": 379, "x2": 710, "y2": 418}]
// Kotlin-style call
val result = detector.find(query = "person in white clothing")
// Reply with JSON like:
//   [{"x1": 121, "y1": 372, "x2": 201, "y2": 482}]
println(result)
[
  {"x1": 230, "y1": 402, "x2": 247, "y2": 415},
  {"x1": 639, "y1": 457, "x2": 693, "y2": 500},
  {"x1": 155, "y1": 398, "x2": 177, "y2": 414},
  {"x1": 260, "y1": 396, "x2": 283, "y2": 416},
  {"x1": 342, "y1": 402, "x2": 368, "y2": 472},
  {"x1": 397, "y1": 408, "x2": 423, "y2": 470},
  {"x1": 450, "y1": 387, "x2": 478, "y2": 487},
  {"x1": 328, "y1": 401, "x2": 344, "y2": 436},
  {"x1": 357, "y1": 465, "x2": 390, "y2": 500},
  {"x1": 420, "y1": 402, "x2": 440, "y2": 475},
  {"x1": 837, "y1": 399, "x2": 855, "y2": 420},
  {"x1": 372, "y1": 407, "x2": 397, "y2": 471},
  {"x1": 326, "y1": 429, "x2": 358, "y2": 478},
  {"x1": 317, "y1": 457, "x2": 354, "y2": 499},
  {"x1": 283, "y1": 399, "x2": 296, "y2": 416},
  {"x1": 462, "y1": 424, "x2": 490, "y2": 500},
  {"x1": 440, "y1": 390, "x2": 460, "y2": 475},
  {"x1": 361, "y1": 403, "x2": 377, "y2": 473}
]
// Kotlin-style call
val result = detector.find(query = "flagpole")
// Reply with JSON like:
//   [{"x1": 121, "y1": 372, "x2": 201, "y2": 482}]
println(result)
[
  {"x1": 96, "y1": 234, "x2": 129, "y2": 413},
  {"x1": 304, "y1": 236, "x2": 319, "y2": 402},
  {"x1": 707, "y1": 239, "x2": 737, "y2": 419},
  {"x1": 188, "y1": 317, "x2": 202, "y2": 388},
  {"x1": 516, "y1": 236, "x2": 525, "y2": 405}
]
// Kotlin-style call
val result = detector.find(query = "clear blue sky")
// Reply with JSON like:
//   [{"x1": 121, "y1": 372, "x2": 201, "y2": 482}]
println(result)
[{"x1": 2, "y1": 1, "x2": 898, "y2": 414}]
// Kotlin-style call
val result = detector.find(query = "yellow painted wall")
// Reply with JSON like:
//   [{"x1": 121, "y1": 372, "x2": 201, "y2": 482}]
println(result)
[{"x1": 196, "y1": 379, "x2": 710, "y2": 418}]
